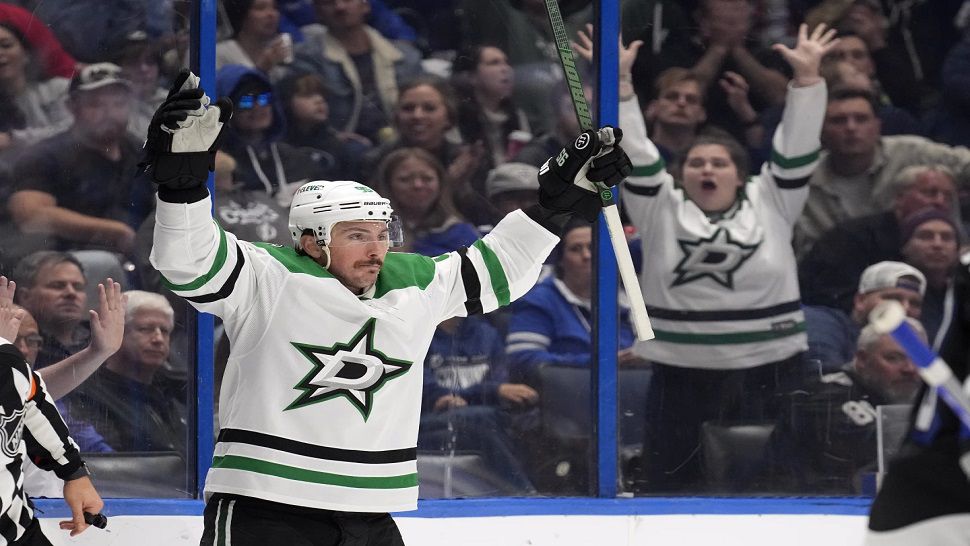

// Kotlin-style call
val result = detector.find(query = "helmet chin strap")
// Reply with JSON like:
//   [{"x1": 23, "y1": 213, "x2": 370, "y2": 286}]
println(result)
[{"x1": 320, "y1": 243, "x2": 331, "y2": 270}]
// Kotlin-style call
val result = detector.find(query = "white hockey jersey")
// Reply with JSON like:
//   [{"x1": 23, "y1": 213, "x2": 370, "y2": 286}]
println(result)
[
  {"x1": 621, "y1": 82, "x2": 826, "y2": 370},
  {"x1": 150, "y1": 197, "x2": 558, "y2": 512}
]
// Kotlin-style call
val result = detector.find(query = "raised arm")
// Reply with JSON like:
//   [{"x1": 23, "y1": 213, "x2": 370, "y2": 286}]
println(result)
[
  {"x1": 572, "y1": 24, "x2": 641, "y2": 102},
  {"x1": 37, "y1": 280, "x2": 125, "y2": 400},
  {"x1": 768, "y1": 23, "x2": 836, "y2": 162},
  {"x1": 572, "y1": 30, "x2": 681, "y2": 223},
  {"x1": 760, "y1": 24, "x2": 837, "y2": 218},
  {"x1": 141, "y1": 71, "x2": 258, "y2": 320},
  {"x1": 772, "y1": 23, "x2": 837, "y2": 89},
  {"x1": 573, "y1": 26, "x2": 665, "y2": 176},
  {"x1": 0, "y1": 280, "x2": 102, "y2": 536}
]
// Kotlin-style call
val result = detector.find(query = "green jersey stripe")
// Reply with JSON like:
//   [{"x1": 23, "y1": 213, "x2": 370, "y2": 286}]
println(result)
[
  {"x1": 257, "y1": 243, "x2": 335, "y2": 279},
  {"x1": 770, "y1": 148, "x2": 820, "y2": 170},
  {"x1": 632, "y1": 159, "x2": 665, "y2": 177},
  {"x1": 211, "y1": 455, "x2": 419, "y2": 489},
  {"x1": 161, "y1": 221, "x2": 230, "y2": 291},
  {"x1": 652, "y1": 321, "x2": 806, "y2": 344},
  {"x1": 472, "y1": 240, "x2": 510, "y2": 307}
]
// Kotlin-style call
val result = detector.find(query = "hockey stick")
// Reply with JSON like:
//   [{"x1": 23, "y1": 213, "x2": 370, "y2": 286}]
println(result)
[
  {"x1": 869, "y1": 301, "x2": 970, "y2": 430},
  {"x1": 543, "y1": 0, "x2": 654, "y2": 341}
]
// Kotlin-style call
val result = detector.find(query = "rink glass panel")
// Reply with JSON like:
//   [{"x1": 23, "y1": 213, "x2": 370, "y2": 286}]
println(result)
[
  {"x1": 0, "y1": 1, "x2": 196, "y2": 498},
  {"x1": 614, "y1": 2, "x2": 895, "y2": 498},
  {"x1": 416, "y1": 1, "x2": 601, "y2": 498},
  {"x1": 3, "y1": 0, "x2": 910, "y2": 505}
]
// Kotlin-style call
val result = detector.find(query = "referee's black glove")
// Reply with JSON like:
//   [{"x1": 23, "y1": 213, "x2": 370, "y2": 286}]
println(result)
[
  {"x1": 142, "y1": 70, "x2": 233, "y2": 197},
  {"x1": 526, "y1": 126, "x2": 632, "y2": 233}
]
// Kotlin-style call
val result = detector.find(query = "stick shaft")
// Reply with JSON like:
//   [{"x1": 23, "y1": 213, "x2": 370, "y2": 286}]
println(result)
[
  {"x1": 870, "y1": 302, "x2": 970, "y2": 428},
  {"x1": 886, "y1": 321, "x2": 970, "y2": 429},
  {"x1": 602, "y1": 204, "x2": 654, "y2": 339},
  {"x1": 543, "y1": 0, "x2": 654, "y2": 341}
]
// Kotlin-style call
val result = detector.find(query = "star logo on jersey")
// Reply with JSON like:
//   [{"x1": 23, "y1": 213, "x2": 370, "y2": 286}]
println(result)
[
  {"x1": 671, "y1": 228, "x2": 760, "y2": 289},
  {"x1": 286, "y1": 318, "x2": 412, "y2": 420},
  {"x1": 0, "y1": 406, "x2": 25, "y2": 459}
]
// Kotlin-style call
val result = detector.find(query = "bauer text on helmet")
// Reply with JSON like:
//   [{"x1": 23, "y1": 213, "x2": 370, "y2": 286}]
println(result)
[{"x1": 288, "y1": 181, "x2": 404, "y2": 247}]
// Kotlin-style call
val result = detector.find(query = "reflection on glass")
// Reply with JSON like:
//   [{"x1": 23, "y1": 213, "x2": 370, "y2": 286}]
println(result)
[
  {"x1": 503, "y1": 221, "x2": 639, "y2": 496},
  {"x1": 0, "y1": 1, "x2": 192, "y2": 499}
]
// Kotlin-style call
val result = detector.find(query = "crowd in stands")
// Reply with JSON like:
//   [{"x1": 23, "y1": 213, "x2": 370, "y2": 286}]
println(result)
[{"x1": 1, "y1": 0, "x2": 969, "y2": 499}]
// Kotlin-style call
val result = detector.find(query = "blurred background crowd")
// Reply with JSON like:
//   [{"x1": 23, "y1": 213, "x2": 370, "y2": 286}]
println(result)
[{"x1": 1, "y1": 0, "x2": 968, "y2": 500}]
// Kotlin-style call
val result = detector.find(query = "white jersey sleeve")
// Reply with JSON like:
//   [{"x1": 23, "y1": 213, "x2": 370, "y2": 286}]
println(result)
[
  {"x1": 150, "y1": 196, "x2": 258, "y2": 320},
  {"x1": 616, "y1": 96, "x2": 680, "y2": 221},
  {"x1": 427, "y1": 209, "x2": 560, "y2": 321},
  {"x1": 752, "y1": 81, "x2": 827, "y2": 223}
]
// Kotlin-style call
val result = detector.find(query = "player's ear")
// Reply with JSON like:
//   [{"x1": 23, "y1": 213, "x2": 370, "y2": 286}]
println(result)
[{"x1": 300, "y1": 234, "x2": 324, "y2": 258}]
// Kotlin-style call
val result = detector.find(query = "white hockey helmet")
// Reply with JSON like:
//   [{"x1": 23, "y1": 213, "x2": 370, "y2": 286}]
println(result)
[{"x1": 288, "y1": 180, "x2": 403, "y2": 247}]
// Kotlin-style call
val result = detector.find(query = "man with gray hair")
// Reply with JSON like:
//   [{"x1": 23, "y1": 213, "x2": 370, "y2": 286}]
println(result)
[
  {"x1": 64, "y1": 290, "x2": 185, "y2": 454},
  {"x1": 803, "y1": 260, "x2": 925, "y2": 374},
  {"x1": 800, "y1": 164, "x2": 957, "y2": 311},
  {"x1": 772, "y1": 318, "x2": 925, "y2": 493}
]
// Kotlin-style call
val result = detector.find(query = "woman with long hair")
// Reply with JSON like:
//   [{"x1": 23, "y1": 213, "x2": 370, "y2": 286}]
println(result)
[
  {"x1": 364, "y1": 75, "x2": 493, "y2": 225},
  {"x1": 451, "y1": 44, "x2": 531, "y2": 169},
  {"x1": 372, "y1": 147, "x2": 479, "y2": 257}
]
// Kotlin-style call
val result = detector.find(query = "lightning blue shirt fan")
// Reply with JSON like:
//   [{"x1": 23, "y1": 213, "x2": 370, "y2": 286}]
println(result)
[
  {"x1": 150, "y1": 187, "x2": 558, "y2": 512},
  {"x1": 620, "y1": 82, "x2": 827, "y2": 369}
]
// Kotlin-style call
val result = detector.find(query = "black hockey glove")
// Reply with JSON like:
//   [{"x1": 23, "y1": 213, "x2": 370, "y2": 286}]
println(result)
[
  {"x1": 527, "y1": 126, "x2": 632, "y2": 232},
  {"x1": 142, "y1": 70, "x2": 233, "y2": 197}
]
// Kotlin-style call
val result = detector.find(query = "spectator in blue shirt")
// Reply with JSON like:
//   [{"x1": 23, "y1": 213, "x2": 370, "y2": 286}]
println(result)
[
  {"x1": 506, "y1": 219, "x2": 642, "y2": 385},
  {"x1": 419, "y1": 314, "x2": 537, "y2": 495}
]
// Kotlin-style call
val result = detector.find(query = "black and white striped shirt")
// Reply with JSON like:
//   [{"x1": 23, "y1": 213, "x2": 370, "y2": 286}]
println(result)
[{"x1": 0, "y1": 340, "x2": 84, "y2": 544}]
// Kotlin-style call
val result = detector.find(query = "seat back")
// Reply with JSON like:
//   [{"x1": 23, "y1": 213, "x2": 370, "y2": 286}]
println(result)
[
  {"x1": 70, "y1": 250, "x2": 127, "y2": 312},
  {"x1": 83, "y1": 451, "x2": 188, "y2": 498},
  {"x1": 417, "y1": 452, "x2": 527, "y2": 498},
  {"x1": 538, "y1": 365, "x2": 591, "y2": 441},
  {"x1": 538, "y1": 366, "x2": 653, "y2": 445},
  {"x1": 700, "y1": 421, "x2": 775, "y2": 492}
]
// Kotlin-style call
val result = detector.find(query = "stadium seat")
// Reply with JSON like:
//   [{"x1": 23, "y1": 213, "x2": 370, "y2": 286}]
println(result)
[
  {"x1": 538, "y1": 365, "x2": 591, "y2": 441},
  {"x1": 417, "y1": 451, "x2": 529, "y2": 498},
  {"x1": 70, "y1": 250, "x2": 128, "y2": 312},
  {"x1": 82, "y1": 451, "x2": 187, "y2": 498},
  {"x1": 700, "y1": 421, "x2": 776, "y2": 492}
]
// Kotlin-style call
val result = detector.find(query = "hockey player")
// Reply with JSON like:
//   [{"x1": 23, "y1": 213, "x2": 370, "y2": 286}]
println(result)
[
  {"x1": 615, "y1": 23, "x2": 838, "y2": 491},
  {"x1": 0, "y1": 277, "x2": 104, "y2": 545},
  {"x1": 142, "y1": 71, "x2": 631, "y2": 545},
  {"x1": 865, "y1": 259, "x2": 970, "y2": 542}
]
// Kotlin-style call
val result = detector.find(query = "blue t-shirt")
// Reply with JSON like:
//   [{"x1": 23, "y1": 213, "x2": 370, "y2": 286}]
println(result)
[{"x1": 411, "y1": 221, "x2": 480, "y2": 257}]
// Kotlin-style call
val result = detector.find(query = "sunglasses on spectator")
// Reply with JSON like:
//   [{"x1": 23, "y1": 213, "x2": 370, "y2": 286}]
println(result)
[{"x1": 237, "y1": 92, "x2": 272, "y2": 110}]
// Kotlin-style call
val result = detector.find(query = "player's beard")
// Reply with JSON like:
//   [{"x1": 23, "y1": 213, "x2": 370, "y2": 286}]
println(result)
[{"x1": 337, "y1": 259, "x2": 384, "y2": 294}]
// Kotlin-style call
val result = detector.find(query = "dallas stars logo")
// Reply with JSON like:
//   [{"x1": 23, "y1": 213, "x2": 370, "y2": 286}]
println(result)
[
  {"x1": 672, "y1": 228, "x2": 760, "y2": 289},
  {"x1": 286, "y1": 318, "x2": 412, "y2": 420}
]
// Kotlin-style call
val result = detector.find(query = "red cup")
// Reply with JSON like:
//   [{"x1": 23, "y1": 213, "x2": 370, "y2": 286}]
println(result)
[{"x1": 506, "y1": 130, "x2": 533, "y2": 159}]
